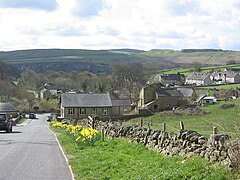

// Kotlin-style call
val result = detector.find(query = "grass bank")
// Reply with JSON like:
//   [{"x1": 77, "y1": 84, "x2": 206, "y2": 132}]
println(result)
[
  {"x1": 124, "y1": 99, "x2": 240, "y2": 138},
  {"x1": 52, "y1": 127, "x2": 239, "y2": 179}
]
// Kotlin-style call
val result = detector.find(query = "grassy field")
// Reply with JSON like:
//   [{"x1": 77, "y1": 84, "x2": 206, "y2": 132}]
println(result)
[
  {"x1": 123, "y1": 99, "x2": 240, "y2": 138},
  {"x1": 2, "y1": 49, "x2": 240, "y2": 66},
  {"x1": 156, "y1": 63, "x2": 240, "y2": 76},
  {"x1": 139, "y1": 50, "x2": 240, "y2": 64},
  {"x1": 199, "y1": 83, "x2": 240, "y2": 90},
  {"x1": 53, "y1": 127, "x2": 239, "y2": 180}
]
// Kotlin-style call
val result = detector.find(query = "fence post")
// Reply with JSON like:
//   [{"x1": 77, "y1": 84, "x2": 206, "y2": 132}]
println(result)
[
  {"x1": 147, "y1": 122, "x2": 150, "y2": 129},
  {"x1": 180, "y1": 121, "x2": 184, "y2": 130},
  {"x1": 140, "y1": 118, "x2": 143, "y2": 127},
  {"x1": 163, "y1": 123, "x2": 166, "y2": 132},
  {"x1": 92, "y1": 118, "x2": 95, "y2": 129},
  {"x1": 101, "y1": 128, "x2": 105, "y2": 142},
  {"x1": 213, "y1": 127, "x2": 217, "y2": 134},
  {"x1": 119, "y1": 120, "x2": 122, "y2": 126},
  {"x1": 150, "y1": 118, "x2": 152, "y2": 126}
]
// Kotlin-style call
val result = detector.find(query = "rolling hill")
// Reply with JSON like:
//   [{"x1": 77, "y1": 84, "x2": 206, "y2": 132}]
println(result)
[{"x1": 1, "y1": 49, "x2": 240, "y2": 74}]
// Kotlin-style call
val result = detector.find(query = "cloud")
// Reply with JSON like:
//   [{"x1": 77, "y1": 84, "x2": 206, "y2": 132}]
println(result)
[
  {"x1": 0, "y1": 0, "x2": 58, "y2": 11},
  {"x1": 1, "y1": 0, "x2": 240, "y2": 51},
  {"x1": 71, "y1": 0, "x2": 110, "y2": 18},
  {"x1": 161, "y1": 0, "x2": 199, "y2": 16}
]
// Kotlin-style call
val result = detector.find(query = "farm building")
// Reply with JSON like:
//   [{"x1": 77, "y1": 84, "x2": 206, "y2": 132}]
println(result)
[{"x1": 138, "y1": 84, "x2": 194, "y2": 112}]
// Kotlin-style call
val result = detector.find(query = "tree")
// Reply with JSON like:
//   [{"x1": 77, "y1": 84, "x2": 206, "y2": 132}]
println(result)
[
  {"x1": 0, "y1": 60, "x2": 10, "y2": 80},
  {"x1": 112, "y1": 62, "x2": 146, "y2": 102},
  {"x1": 226, "y1": 60, "x2": 236, "y2": 65},
  {"x1": 191, "y1": 61, "x2": 202, "y2": 72},
  {"x1": 20, "y1": 69, "x2": 40, "y2": 90},
  {"x1": 191, "y1": 90, "x2": 198, "y2": 101}
]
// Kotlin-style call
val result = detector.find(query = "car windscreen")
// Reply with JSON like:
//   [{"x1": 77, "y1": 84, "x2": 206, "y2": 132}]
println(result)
[{"x1": 0, "y1": 114, "x2": 6, "y2": 121}]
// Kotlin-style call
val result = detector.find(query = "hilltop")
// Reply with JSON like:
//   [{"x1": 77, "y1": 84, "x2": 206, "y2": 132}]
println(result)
[{"x1": 1, "y1": 48, "x2": 240, "y2": 73}]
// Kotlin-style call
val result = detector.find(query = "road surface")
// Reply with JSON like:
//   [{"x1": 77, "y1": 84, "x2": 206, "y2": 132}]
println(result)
[{"x1": 0, "y1": 114, "x2": 73, "y2": 180}]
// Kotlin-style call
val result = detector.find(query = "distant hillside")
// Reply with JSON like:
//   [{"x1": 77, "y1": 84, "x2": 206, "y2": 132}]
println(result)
[
  {"x1": 0, "y1": 49, "x2": 169, "y2": 73},
  {"x1": 1, "y1": 49, "x2": 240, "y2": 73},
  {"x1": 138, "y1": 49, "x2": 240, "y2": 65}
]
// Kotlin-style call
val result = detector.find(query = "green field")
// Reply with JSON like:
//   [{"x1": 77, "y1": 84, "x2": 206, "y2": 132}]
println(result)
[
  {"x1": 123, "y1": 99, "x2": 240, "y2": 138},
  {"x1": 156, "y1": 63, "x2": 240, "y2": 76},
  {"x1": 139, "y1": 50, "x2": 240, "y2": 64},
  {"x1": 50, "y1": 99, "x2": 240, "y2": 179},
  {"x1": 1, "y1": 49, "x2": 240, "y2": 66},
  {"x1": 53, "y1": 127, "x2": 239, "y2": 180}
]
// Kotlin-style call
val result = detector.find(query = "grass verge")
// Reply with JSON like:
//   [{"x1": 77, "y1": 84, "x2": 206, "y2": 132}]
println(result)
[
  {"x1": 51, "y1": 126, "x2": 239, "y2": 180},
  {"x1": 124, "y1": 99, "x2": 240, "y2": 137},
  {"x1": 15, "y1": 117, "x2": 26, "y2": 124}
]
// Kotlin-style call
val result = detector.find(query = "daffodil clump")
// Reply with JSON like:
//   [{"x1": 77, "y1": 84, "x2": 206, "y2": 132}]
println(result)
[{"x1": 51, "y1": 121, "x2": 100, "y2": 146}]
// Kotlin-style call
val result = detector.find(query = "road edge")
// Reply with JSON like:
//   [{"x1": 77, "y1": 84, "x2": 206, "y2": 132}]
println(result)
[{"x1": 47, "y1": 126, "x2": 75, "y2": 180}]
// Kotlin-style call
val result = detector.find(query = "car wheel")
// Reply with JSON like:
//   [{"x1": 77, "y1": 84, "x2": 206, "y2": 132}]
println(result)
[{"x1": 6, "y1": 125, "x2": 11, "y2": 133}]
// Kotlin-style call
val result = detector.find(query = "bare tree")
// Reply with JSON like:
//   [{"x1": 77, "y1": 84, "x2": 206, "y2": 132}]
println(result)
[
  {"x1": 112, "y1": 62, "x2": 146, "y2": 102},
  {"x1": 191, "y1": 61, "x2": 202, "y2": 72}
]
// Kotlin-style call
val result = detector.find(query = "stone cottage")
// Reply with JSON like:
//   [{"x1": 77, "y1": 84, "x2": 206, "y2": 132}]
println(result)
[
  {"x1": 185, "y1": 72, "x2": 212, "y2": 86},
  {"x1": 60, "y1": 92, "x2": 131, "y2": 120},
  {"x1": 138, "y1": 84, "x2": 194, "y2": 112},
  {"x1": 39, "y1": 83, "x2": 58, "y2": 99},
  {"x1": 210, "y1": 71, "x2": 240, "y2": 84},
  {"x1": 153, "y1": 73, "x2": 185, "y2": 85}
]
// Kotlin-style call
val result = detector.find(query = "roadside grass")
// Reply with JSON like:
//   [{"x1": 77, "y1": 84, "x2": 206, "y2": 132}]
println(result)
[
  {"x1": 52, "y1": 127, "x2": 238, "y2": 180},
  {"x1": 16, "y1": 117, "x2": 26, "y2": 124},
  {"x1": 124, "y1": 99, "x2": 240, "y2": 138}
]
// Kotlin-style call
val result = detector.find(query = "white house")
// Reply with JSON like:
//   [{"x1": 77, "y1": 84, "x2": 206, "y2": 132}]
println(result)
[{"x1": 210, "y1": 71, "x2": 240, "y2": 84}]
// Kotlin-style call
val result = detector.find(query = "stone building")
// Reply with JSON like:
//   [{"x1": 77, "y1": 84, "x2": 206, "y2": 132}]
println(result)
[
  {"x1": 210, "y1": 71, "x2": 240, "y2": 84},
  {"x1": 186, "y1": 72, "x2": 212, "y2": 86},
  {"x1": 153, "y1": 73, "x2": 185, "y2": 85},
  {"x1": 60, "y1": 93, "x2": 131, "y2": 119},
  {"x1": 138, "y1": 84, "x2": 194, "y2": 112}
]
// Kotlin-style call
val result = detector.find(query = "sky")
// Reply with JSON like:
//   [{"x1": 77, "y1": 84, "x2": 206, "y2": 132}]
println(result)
[{"x1": 0, "y1": 0, "x2": 240, "y2": 51}]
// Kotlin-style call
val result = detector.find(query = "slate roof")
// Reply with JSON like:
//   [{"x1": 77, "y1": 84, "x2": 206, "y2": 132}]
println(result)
[
  {"x1": 61, "y1": 93, "x2": 112, "y2": 107},
  {"x1": 111, "y1": 99, "x2": 131, "y2": 107},
  {"x1": 159, "y1": 74, "x2": 185, "y2": 81},
  {"x1": 186, "y1": 72, "x2": 210, "y2": 80},
  {"x1": 156, "y1": 88, "x2": 183, "y2": 97},
  {"x1": 223, "y1": 71, "x2": 239, "y2": 78},
  {"x1": 42, "y1": 82, "x2": 57, "y2": 90},
  {"x1": 211, "y1": 71, "x2": 239, "y2": 78},
  {"x1": 177, "y1": 88, "x2": 194, "y2": 97},
  {"x1": 0, "y1": 103, "x2": 19, "y2": 112}
]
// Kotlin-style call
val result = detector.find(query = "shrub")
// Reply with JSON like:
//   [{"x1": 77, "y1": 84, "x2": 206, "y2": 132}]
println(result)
[{"x1": 51, "y1": 121, "x2": 100, "y2": 146}]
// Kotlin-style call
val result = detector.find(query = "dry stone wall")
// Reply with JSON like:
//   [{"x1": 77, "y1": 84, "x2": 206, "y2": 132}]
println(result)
[{"x1": 103, "y1": 123, "x2": 232, "y2": 166}]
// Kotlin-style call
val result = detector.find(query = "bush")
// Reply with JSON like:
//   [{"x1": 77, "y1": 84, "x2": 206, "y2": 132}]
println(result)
[{"x1": 51, "y1": 121, "x2": 100, "y2": 147}]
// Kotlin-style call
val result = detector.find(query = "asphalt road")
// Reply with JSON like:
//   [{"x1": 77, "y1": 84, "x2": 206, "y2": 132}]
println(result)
[{"x1": 0, "y1": 114, "x2": 73, "y2": 180}]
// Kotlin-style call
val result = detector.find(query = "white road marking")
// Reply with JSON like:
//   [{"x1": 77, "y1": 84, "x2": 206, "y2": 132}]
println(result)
[{"x1": 47, "y1": 126, "x2": 75, "y2": 180}]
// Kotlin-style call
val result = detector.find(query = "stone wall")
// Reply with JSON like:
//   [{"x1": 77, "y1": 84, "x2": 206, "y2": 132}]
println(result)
[{"x1": 102, "y1": 122, "x2": 232, "y2": 167}]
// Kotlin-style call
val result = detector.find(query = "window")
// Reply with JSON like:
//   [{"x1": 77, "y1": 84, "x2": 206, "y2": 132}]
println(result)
[
  {"x1": 80, "y1": 108, "x2": 86, "y2": 115},
  {"x1": 103, "y1": 108, "x2": 108, "y2": 115},
  {"x1": 92, "y1": 108, "x2": 97, "y2": 115},
  {"x1": 68, "y1": 108, "x2": 75, "y2": 115}
]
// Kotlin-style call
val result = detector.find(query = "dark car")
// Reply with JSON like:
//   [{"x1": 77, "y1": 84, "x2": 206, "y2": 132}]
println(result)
[
  {"x1": 0, "y1": 113, "x2": 13, "y2": 133},
  {"x1": 47, "y1": 115, "x2": 53, "y2": 122},
  {"x1": 29, "y1": 113, "x2": 36, "y2": 119}
]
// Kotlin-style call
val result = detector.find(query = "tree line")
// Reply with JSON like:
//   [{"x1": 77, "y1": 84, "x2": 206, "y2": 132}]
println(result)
[{"x1": 0, "y1": 61, "x2": 146, "y2": 109}]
